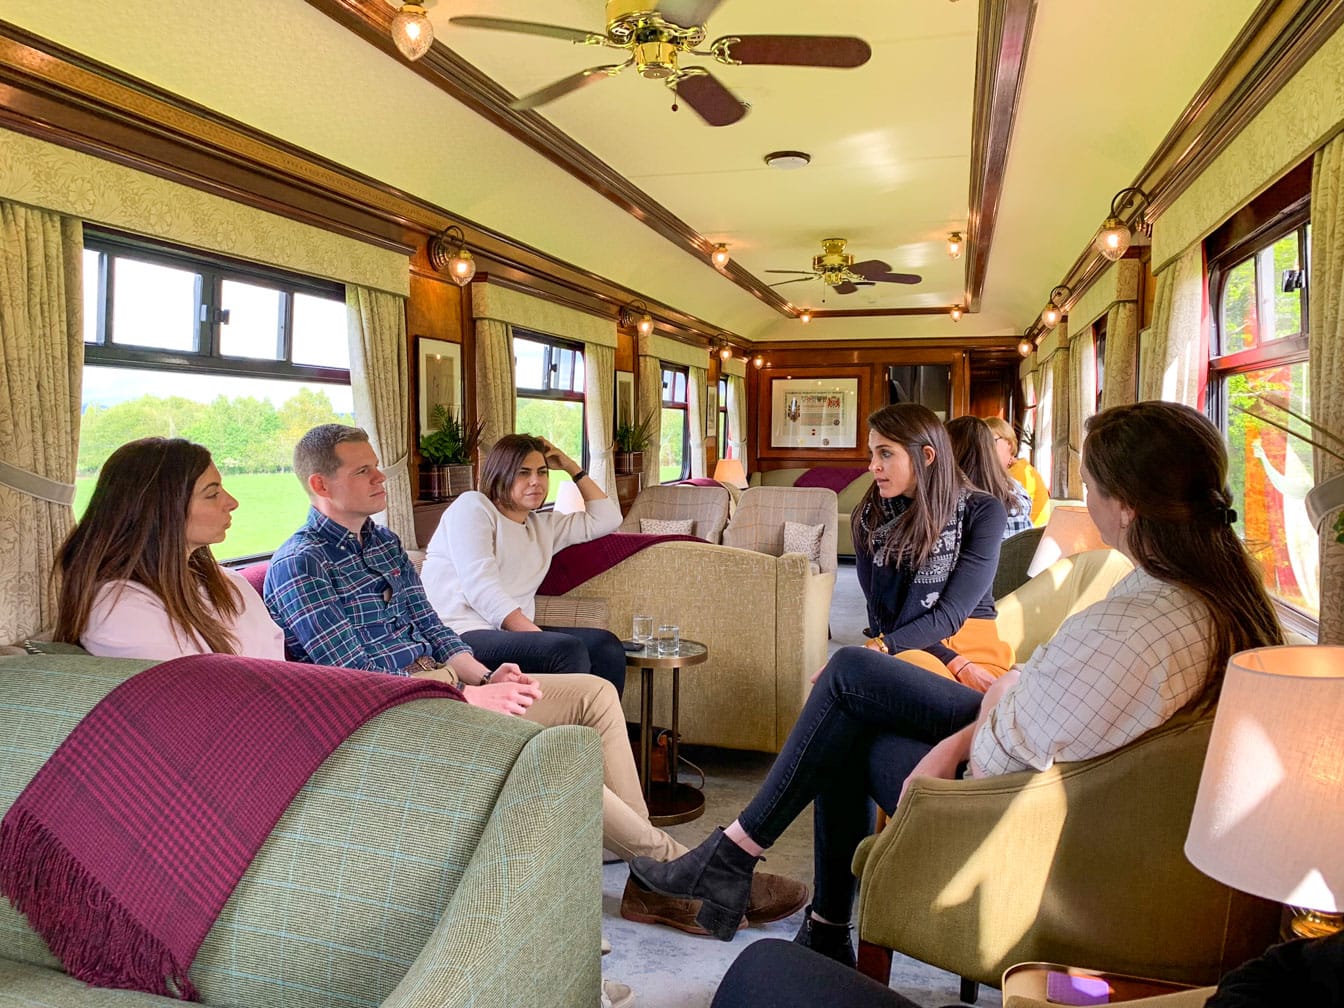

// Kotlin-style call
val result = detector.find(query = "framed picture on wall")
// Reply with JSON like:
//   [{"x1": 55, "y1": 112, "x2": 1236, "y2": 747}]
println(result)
[
  {"x1": 769, "y1": 377, "x2": 859, "y2": 449},
  {"x1": 705, "y1": 381, "x2": 718, "y2": 430},
  {"x1": 615, "y1": 370, "x2": 635, "y2": 428},
  {"x1": 417, "y1": 337, "x2": 462, "y2": 433}
]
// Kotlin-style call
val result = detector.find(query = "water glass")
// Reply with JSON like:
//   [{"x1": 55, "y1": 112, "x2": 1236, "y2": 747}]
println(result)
[
  {"x1": 632, "y1": 614, "x2": 654, "y2": 647},
  {"x1": 655, "y1": 624, "x2": 680, "y2": 656}
]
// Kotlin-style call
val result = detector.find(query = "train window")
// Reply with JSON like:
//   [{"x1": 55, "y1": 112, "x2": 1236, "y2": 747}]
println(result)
[
  {"x1": 514, "y1": 331, "x2": 586, "y2": 502},
  {"x1": 660, "y1": 364, "x2": 690, "y2": 482},
  {"x1": 78, "y1": 230, "x2": 351, "y2": 561},
  {"x1": 717, "y1": 376, "x2": 730, "y2": 457}
]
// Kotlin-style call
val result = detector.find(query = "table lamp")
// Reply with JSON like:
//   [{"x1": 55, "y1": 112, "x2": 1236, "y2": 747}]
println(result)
[
  {"x1": 713, "y1": 457, "x2": 748, "y2": 489},
  {"x1": 1025, "y1": 502, "x2": 1107, "y2": 577},
  {"x1": 553, "y1": 479, "x2": 587, "y2": 515},
  {"x1": 1185, "y1": 645, "x2": 1344, "y2": 939}
]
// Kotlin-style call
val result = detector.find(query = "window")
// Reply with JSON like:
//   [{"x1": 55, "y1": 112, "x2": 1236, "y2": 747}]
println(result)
[
  {"x1": 717, "y1": 377, "x2": 730, "y2": 457},
  {"x1": 1207, "y1": 197, "x2": 1314, "y2": 620},
  {"x1": 1094, "y1": 316, "x2": 1107, "y2": 415},
  {"x1": 660, "y1": 364, "x2": 689, "y2": 482},
  {"x1": 514, "y1": 330, "x2": 586, "y2": 502},
  {"x1": 80, "y1": 230, "x2": 352, "y2": 561}
]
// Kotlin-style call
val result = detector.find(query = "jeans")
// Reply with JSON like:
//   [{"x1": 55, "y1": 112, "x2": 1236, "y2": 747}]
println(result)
[
  {"x1": 712, "y1": 940, "x2": 919, "y2": 1008},
  {"x1": 737, "y1": 645, "x2": 982, "y2": 923},
  {"x1": 459, "y1": 625, "x2": 627, "y2": 695}
]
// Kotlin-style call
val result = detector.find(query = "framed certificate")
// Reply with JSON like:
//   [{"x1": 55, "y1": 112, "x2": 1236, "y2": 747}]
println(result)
[{"x1": 769, "y1": 377, "x2": 859, "y2": 449}]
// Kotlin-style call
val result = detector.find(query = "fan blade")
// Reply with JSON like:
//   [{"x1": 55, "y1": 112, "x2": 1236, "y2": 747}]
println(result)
[
  {"x1": 510, "y1": 65, "x2": 624, "y2": 111},
  {"x1": 715, "y1": 35, "x2": 872, "y2": 68},
  {"x1": 450, "y1": 16, "x2": 603, "y2": 45},
  {"x1": 765, "y1": 269, "x2": 818, "y2": 276},
  {"x1": 832, "y1": 282, "x2": 861, "y2": 295},
  {"x1": 868, "y1": 272, "x2": 922, "y2": 285},
  {"x1": 848, "y1": 259, "x2": 892, "y2": 280},
  {"x1": 768, "y1": 277, "x2": 815, "y2": 288},
  {"x1": 676, "y1": 72, "x2": 747, "y2": 126},
  {"x1": 655, "y1": 0, "x2": 727, "y2": 27}
]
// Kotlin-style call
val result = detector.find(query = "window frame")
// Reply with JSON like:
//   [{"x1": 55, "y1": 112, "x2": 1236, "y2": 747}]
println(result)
[
  {"x1": 660, "y1": 363, "x2": 690, "y2": 482},
  {"x1": 512, "y1": 328, "x2": 588, "y2": 469}
]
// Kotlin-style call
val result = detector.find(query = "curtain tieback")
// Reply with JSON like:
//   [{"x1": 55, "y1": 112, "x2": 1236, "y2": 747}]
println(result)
[
  {"x1": 381, "y1": 453, "x2": 408, "y2": 482},
  {"x1": 0, "y1": 460, "x2": 75, "y2": 505}
]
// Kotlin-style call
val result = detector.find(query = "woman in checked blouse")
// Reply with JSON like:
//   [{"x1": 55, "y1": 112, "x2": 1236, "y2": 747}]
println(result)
[{"x1": 630, "y1": 401, "x2": 1284, "y2": 965}]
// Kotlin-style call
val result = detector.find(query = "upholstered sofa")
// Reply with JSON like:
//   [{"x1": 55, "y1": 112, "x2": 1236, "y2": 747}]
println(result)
[
  {"x1": 0, "y1": 651, "x2": 604, "y2": 1008},
  {"x1": 749, "y1": 467, "x2": 873, "y2": 557}
]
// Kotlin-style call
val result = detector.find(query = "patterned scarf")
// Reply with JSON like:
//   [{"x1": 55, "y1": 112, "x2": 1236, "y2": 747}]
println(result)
[{"x1": 863, "y1": 488, "x2": 971, "y2": 633}]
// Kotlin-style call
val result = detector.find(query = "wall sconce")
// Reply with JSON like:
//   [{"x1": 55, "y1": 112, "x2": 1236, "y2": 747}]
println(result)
[
  {"x1": 1039, "y1": 284, "x2": 1071, "y2": 330},
  {"x1": 752, "y1": 353, "x2": 765, "y2": 369},
  {"x1": 799, "y1": 309, "x2": 812, "y2": 324},
  {"x1": 949, "y1": 304, "x2": 963, "y2": 322},
  {"x1": 428, "y1": 225, "x2": 476, "y2": 287},
  {"x1": 1094, "y1": 186, "x2": 1150, "y2": 262},
  {"x1": 1018, "y1": 329, "x2": 1035, "y2": 357},
  {"x1": 619, "y1": 300, "x2": 654, "y2": 336},
  {"x1": 947, "y1": 231, "x2": 963, "y2": 260},
  {"x1": 711, "y1": 243, "x2": 731, "y2": 269},
  {"x1": 711, "y1": 339, "x2": 734, "y2": 361},
  {"x1": 390, "y1": 2, "x2": 434, "y2": 61}
]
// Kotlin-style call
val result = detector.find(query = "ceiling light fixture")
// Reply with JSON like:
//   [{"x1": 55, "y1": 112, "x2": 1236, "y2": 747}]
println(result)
[
  {"x1": 619, "y1": 300, "x2": 655, "y2": 336},
  {"x1": 711, "y1": 243, "x2": 731, "y2": 269},
  {"x1": 800, "y1": 309, "x2": 812, "y2": 324},
  {"x1": 947, "y1": 232, "x2": 963, "y2": 260},
  {"x1": 1018, "y1": 331, "x2": 1035, "y2": 357},
  {"x1": 763, "y1": 150, "x2": 811, "y2": 170},
  {"x1": 428, "y1": 225, "x2": 476, "y2": 287},
  {"x1": 1039, "y1": 284, "x2": 1072, "y2": 330},
  {"x1": 752, "y1": 353, "x2": 766, "y2": 369},
  {"x1": 1094, "y1": 186, "x2": 1151, "y2": 262},
  {"x1": 390, "y1": 3, "x2": 434, "y2": 61},
  {"x1": 949, "y1": 304, "x2": 963, "y2": 322}
]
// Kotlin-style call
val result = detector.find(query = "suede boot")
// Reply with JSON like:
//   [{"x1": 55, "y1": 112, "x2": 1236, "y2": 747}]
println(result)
[
  {"x1": 793, "y1": 905, "x2": 856, "y2": 968},
  {"x1": 627, "y1": 827, "x2": 758, "y2": 940}
]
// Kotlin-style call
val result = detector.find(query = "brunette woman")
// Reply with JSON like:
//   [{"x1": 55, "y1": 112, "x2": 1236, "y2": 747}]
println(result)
[
  {"x1": 630, "y1": 401, "x2": 1283, "y2": 968},
  {"x1": 983, "y1": 415, "x2": 1049, "y2": 525},
  {"x1": 946, "y1": 415, "x2": 1033, "y2": 538}
]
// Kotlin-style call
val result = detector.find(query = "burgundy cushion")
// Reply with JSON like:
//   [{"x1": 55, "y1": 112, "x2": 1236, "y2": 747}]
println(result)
[{"x1": 239, "y1": 562, "x2": 268, "y2": 598}]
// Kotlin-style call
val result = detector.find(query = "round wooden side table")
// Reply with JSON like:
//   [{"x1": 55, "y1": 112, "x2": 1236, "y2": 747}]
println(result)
[{"x1": 624, "y1": 639, "x2": 708, "y2": 826}]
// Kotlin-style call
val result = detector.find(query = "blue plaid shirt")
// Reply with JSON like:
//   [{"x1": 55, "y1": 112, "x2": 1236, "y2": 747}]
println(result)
[
  {"x1": 264, "y1": 508, "x2": 470, "y2": 674},
  {"x1": 1005, "y1": 480, "x2": 1034, "y2": 537}
]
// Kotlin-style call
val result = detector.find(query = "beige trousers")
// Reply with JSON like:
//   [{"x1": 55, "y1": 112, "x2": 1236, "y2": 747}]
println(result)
[{"x1": 522, "y1": 673, "x2": 688, "y2": 863}]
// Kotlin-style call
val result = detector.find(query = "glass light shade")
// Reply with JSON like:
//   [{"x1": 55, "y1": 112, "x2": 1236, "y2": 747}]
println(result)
[
  {"x1": 1186, "y1": 646, "x2": 1344, "y2": 915},
  {"x1": 637, "y1": 313, "x2": 653, "y2": 336},
  {"x1": 712, "y1": 457, "x2": 748, "y2": 488},
  {"x1": 718, "y1": 345, "x2": 733, "y2": 360},
  {"x1": 1095, "y1": 216, "x2": 1131, "y2": 261},
  {"x1": 752, "y1": 354, "x2": 765, "y2": 369},
  {"x1": 949, "y1": 305, "x2": 963, "y2": 322},
  {"x1": 800, "y1": 310, "x2": 811, "y2": 323},
  {"x1": 1018, "y1": 338, "x2": 1034, "y2": 357},
  {"x1": 947, "y1": 232, "x2": 963, "y2": 260},
  {"x1": 1040, "y1": 303, "x2": 1061, "y2": 329},
  {"x1": 712, "y1": 244, "x2": 730, "y2": 268},
  {"x1": 1025, "y1": 503, "x2": 1106, "y2": 578},
  {"x1": 446, "y1": 248, "x2": 476, "y2": 287},
  {"x1": 391, "y1": 4, "x2": 434, "y2": 61}
]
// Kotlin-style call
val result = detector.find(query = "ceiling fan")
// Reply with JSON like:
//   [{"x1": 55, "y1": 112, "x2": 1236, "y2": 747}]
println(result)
[
  {"x1": 450, "y1": 1, "x2": 871, "y2": 126},
  {"x1": 767, "y1": 238, "x2": 921, "y2": 295}
]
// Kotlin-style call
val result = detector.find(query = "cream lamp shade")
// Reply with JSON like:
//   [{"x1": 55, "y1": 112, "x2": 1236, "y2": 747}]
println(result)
[
  {"x1": 713, "y1": 457, "x2": 748, "y2": 489},
  {"x1": 1185, "y1": 646, "x2": 1344, "y2": 921},
  {"x1": 1025, "y1": 502, "x2": 1107, "y2": 577},
  {"x1": 553, "y1": 480, "x2": 587, "y2": 515}
]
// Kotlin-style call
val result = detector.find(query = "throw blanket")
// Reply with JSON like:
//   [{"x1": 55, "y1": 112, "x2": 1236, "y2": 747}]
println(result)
[
  {"x1": 676, "y1": 477, "x2": 723, "y2": 488},
  {"x1": 0, "y1": 654, "x2": 464, "y2": 1000},
  {"x1": 795, "y1": 466, "x2": 868, "y2": 494},
  {"x1": 538, "y1": 532, "x2": 702, "y2": 596}
]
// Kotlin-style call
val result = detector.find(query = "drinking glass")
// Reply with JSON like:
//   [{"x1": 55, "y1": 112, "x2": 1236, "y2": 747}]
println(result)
[
  {"x1": 632, "y1": 614, "x2": 654, "y2": 648},
  {"x1": 656, "y1": 624, "x2": 680, "y2": 656}
]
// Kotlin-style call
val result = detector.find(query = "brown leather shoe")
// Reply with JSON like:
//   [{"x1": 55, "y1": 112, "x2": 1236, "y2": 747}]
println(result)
[
  {"x1": 621, "y1": 876, "x2": 735, "y2": 935},
  {"x1": 746, "y1": 871, "x2": 809, "y2": 925}
]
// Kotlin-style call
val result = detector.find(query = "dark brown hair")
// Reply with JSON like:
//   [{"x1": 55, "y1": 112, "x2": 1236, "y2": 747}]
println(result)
[
  {"x1": 293, "y1": 424, "x2": 370, "y2": 490},
  {"x1": 1083, "y1": 401, "x2": 1283, "y2": 708},
  {"x1": 479, "y1": 433, "x2": 548, "y2": 511},
  {"x1": 947, "y1": 415, "x2": 1020, "y2": 515},
  {"x1": 852, "y1": 403, "x2": 961, "y2": 571},
  {"x1": 55, "y1": 438, "x2": 243, "y2": 653}
]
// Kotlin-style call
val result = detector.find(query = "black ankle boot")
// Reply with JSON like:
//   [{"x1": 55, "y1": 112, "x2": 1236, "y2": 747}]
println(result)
[
  {"x1": 793, "y1": 905, "x2": 856, "y2": 968},
  {"x1": 628, "y1": 828, "x2": 758, "y2": 941}
]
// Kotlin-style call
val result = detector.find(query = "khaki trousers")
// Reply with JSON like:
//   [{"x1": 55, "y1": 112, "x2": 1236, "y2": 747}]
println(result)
[{"x1": 522, "y1": 673, "x2": 688, "y2": 863}]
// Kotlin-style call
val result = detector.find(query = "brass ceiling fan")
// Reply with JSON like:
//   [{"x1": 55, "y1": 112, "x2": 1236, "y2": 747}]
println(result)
[
  {"x1": 450, "y1": 1, "x2": 872, "y2": 126},
  {"x1": 767, "y1": 238, "x2": 921, "y2": 295}
]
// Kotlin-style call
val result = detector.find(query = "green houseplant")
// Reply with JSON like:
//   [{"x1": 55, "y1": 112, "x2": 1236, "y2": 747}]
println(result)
[
  {"x1": 613, "y1": 411, "x2": 656, "y2": 475},
  {"x1": 419, "y1": 404, "x2": 484, "y2": 499}
]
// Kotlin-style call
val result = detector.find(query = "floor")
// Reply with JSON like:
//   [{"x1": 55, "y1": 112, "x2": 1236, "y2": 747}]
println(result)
[{"x1": 601, "y1": 561, "x2": 1002, "y2": 1008}]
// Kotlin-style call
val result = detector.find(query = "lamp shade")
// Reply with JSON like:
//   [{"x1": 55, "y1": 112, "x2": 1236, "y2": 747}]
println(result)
[
  {"x1": 1185, "y1": 645, "x2": 1344, "y2": 913},
  {"x1": 713, "y1": 457, "x2": 748, "y2": 489},
  {"x1": 1025, "y1": 502, "x2": 1106, "y2": 577},
  {"x1": 553, "y1": 480, "x2": 587, "y2": 515}
]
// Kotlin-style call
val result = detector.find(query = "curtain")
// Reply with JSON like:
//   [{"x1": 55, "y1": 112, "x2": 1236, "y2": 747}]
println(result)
[
  {"x1": 687, "y1": 365, "x2": 707, "y2": 478},
  {"x1": 1101, "y1": 299, "x2": 1140, "y2": 410},
  {"x1": 637, "y1": 352, "x2": 663, "y2": 486},
  {"x1": 583, "y1": 341, "x2": 617, "y2": 499},
  {"x1": 0, "y1": 202, "x2": 82, "y2": 643},
  {"x1": 1050, "y1": 342, "x2": 1073, "y2": 498},
  {"x1": 1068, "y1": 324, "x2": 1095, "y2": 494},
  {"x1": 1139, "y1": 243, "x2": 1206, "y2": 406},
  {"x1": 475, "y1": 319, "x2": 515, "y2": 457},
  {"x1": 726, "y1": 374, "x2": 747, "y2": 467},
  {"x1": 347, "y1": 286, "x2": 414, "y2": 545},
  {"x1": 1310, "y1": 134, "x2": 1344, "y2": 645},
  {"x1": 1035, "y1": 363, "x2": 1054, "y2": 493}
]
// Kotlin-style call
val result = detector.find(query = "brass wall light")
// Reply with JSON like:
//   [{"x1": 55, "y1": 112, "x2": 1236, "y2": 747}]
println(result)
[
  {"x1": 1018, "y1": 330, "x2": 1035, "y2": 357},
  {"x1": 799, "y1": 309, "x2": 812, "y2": 324},
  {"x1": 949, "y1": 304, "x2": 963, "y2": 322},
  {"x1": 619, "y1": 300, "x2": 655, "y2": 336},
  {"x1": 1039, "y1": 284, "x2": 1071, "y2": 330},
  {"x1": 711, "y1": 244, "x2": 731, "y2": 269},
  {"x1": 428, "y1": 225, "x2": 476, "y2": 287},
  {"x1": 752, "y1": 353, "x2": 766, "y2": 369},
  {"x1": 947, "y1": 231, "x2": 963, "y2": 260},
  {"x1": 1094, "y1": 186, "x2": 1150, "y2": 262},
  {"x1": 390, "y1": 2, "x2": 434, "y2": 61}
]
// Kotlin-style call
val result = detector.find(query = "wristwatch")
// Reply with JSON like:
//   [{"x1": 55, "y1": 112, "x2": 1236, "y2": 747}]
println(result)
[
  {"x1": 406, "y1": 655, "x2": 438, "y2": 674},
  {"x1": 480, "y1": 668, "x2": 496, "y2": 684}
]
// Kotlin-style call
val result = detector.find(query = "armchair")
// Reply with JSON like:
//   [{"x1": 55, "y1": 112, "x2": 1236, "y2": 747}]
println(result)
[
  {"x1": 618, "y1": 484, "x2": 732, "y2": 542},
  {"x1": 722, "y1": 485, "x2": 839, "y2": 574}
]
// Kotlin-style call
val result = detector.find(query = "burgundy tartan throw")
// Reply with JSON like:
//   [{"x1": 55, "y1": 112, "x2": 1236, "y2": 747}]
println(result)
[
  {"x1": 537, "y1": 531, "x2": 703, "y2": 595},
  {"x1": 0, "y1": 654, "x2": 464, "y2": 1001}
]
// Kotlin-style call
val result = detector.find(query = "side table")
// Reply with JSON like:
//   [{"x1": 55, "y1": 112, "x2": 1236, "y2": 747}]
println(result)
[
  {"x1": 624, "y1": 639, "x2": 708, "y2": 826},
  {"x1": 1001, "y1": 962, "x2": 1201, "y2": 1004}
]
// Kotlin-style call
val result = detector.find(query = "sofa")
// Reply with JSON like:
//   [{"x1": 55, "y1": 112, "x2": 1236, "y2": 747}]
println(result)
[
  {"x1": 749, "y1": 467, "x2": 874, "y2": 557},
  {"x1": 0, "y1": 651, "x2": 604, "y2": 1008}
]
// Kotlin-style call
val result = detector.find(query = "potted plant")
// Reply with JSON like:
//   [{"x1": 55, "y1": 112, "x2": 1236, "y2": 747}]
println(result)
[
  {"x1": 613, "y1": 412, "x2": 656, "y2": 475},
  {"x1": 419, "y1": 404, "x2": 484, "y2": 500}
]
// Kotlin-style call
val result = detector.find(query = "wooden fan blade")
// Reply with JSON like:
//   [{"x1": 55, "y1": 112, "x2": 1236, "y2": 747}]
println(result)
[
  {"x1": 676, "y1": 72, "x2": 747, "y2": 126},
  {"x1": 715, "y1": 35, "x2": 872, "y2": 68},
  {"x1": 848, "y1": 259, "x2": 892, "y2": 280},
  {"x1": 765, "y1": 269, "x2": 818, "y2": 276},
  {"x1": 655, "y1": 0, "x2": 727, "y2": 27},
  {"x1": 832, "y1": 282, "x2": 861, "y2": 295},
  {"x1": 510, "y1": 66, "x2": 624, "y2": 110},
  {"x1": 868, "y1": 272, "x2": 922, "y2": 285},
  {"x1": 450, "y1": 16, "x2": 601, "y2": 45},
  {"x1": 768, "y1": 277, "x2": 815, "y2": 287}
]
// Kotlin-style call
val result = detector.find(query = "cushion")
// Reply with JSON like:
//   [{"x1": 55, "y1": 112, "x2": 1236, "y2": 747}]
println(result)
[
  {"x1": 641, "y1": 517, "x2": 696, "y2": 537},
  {"x1": 783, "y1": 521, "x2": 826, "y2": 565},
  {"x1": 22, "y1": 639, "x2": 89, "y2": 656}
]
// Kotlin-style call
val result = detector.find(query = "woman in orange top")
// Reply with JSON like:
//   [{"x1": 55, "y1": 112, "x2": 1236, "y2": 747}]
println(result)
[{"x1": 983, "y1": 416, "x2": 1049, "y2": 525}]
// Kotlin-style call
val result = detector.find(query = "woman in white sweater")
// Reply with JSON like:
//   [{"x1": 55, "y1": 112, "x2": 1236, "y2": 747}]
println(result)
[{"x1": 421, "y1": 434, "x2": 628, "y2": 693}]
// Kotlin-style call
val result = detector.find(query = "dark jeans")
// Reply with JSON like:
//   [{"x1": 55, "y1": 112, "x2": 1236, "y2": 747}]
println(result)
[
  {"x1": 459, "y1": 625, "x2": 627, "y2": 695},
  {"x1": 737, "y1": 645, "x2": 982, "y2": 923},
  {"x1": 712, "y1": 939, "x2": 919, "y2": 1008}
]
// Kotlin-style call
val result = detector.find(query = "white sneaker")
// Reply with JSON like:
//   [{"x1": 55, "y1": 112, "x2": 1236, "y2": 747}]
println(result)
[
  {"x1": 601, "y1": 934, "x2": 611, "y2": 956},
  {"x1": 600, "y1": 978, "x2": 634, "y2": 1008}
]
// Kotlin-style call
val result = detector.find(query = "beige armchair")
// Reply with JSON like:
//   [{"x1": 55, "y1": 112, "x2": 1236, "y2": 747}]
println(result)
[
  {"x1": 749, "y1": 467, "x2": 874, "y2": 557},
  {"x1": 619, "y1": 484, "x2": 732, "y2": 542},
  {"x1": 722, "y1": 485, "x2": 839, "y2": 574}
]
